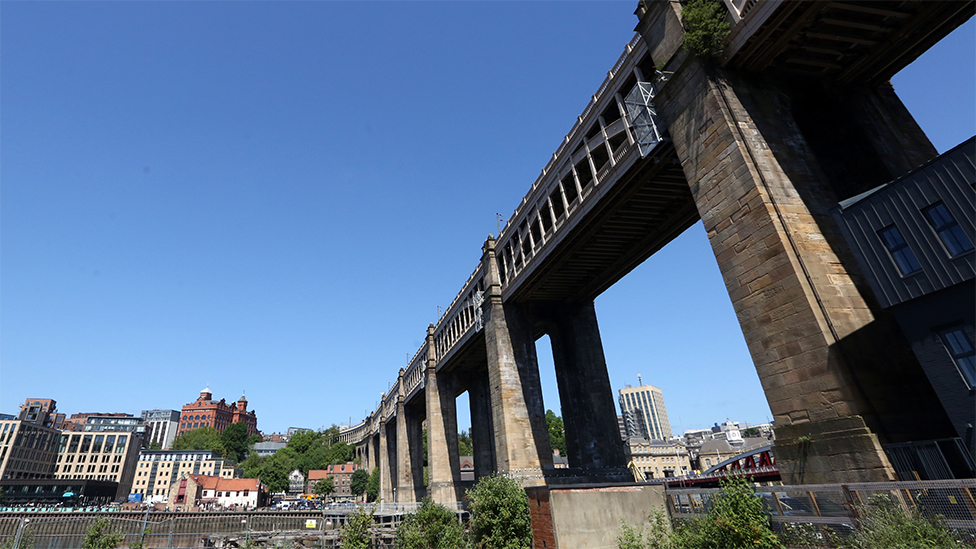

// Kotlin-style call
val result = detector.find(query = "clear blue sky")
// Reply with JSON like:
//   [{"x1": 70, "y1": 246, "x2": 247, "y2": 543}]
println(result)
[{"x1": 2, "y1": 2, "x2": 973, "y2": 437}]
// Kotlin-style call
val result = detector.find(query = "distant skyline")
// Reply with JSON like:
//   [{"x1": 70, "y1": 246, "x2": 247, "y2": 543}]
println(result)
[{"x1": 2, "y1": 3, "x2": 973, "y2": 436}]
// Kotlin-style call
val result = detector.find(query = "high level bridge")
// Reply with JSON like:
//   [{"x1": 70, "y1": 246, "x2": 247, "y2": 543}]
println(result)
[{"x1": 338, "y1": 0, "x2": 974, "y2": 504}]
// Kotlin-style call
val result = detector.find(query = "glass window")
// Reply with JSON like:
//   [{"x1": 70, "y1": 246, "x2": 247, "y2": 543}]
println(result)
[
  {"x1": 940, "y1": 328, "x2": 976, "y2": 388},
  {"x1": 116, "y1": 436, "x2": 127, "y2": 452},
  {"x1": 879, "y1": 225, "x2": 922, "y2": 275},
  {"x1": 924, "y1": 203, "x2": 974, "y2": 256},
  {"x1": 104, "y1": 435, "x2": 115, "y2": 453},
  {"x1": 92, "y1": 435, "x2": 103, "y2": 453},
  {"x1": 69, "y1": 435, "x2": 79, "y2": 453},
  {"x1": 80, "y1": 435, "x2": 92, "y2": 453}
]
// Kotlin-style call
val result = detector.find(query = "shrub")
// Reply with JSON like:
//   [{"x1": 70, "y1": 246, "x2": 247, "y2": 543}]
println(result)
[
  {"x1": 341, "y1": 505, "x2": 374, "y2": 549},
  {"x1": 617, "y1": 521, "x2": 647, "y2": 549},
  {"x1": 467, "y1": 475, "x2": 533, "y2": 549},
  {"x1": 681, "y1": 0, "x2": 731, "y2": 59},
  {"x1": 849, "y1": 494, "x2": 964, "y2": 549},
  {"x1": 83, "y1": 518, "x2": 123, "y2": 549},
  {"x1": 396, "y1": 498, "x2": 466, "y2": 549},
  {"x1": 677, "y1": 476, "x2": 779, "y2": 549}
]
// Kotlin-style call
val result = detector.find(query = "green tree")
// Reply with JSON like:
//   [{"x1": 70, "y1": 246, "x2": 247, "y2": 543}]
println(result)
[
  {"x1": 681, "y1": 0, "x2": 731, "y2": 59},
  {"x1": 287, "y1": 429, "x2": 321, "y2": 454},
  {"x1": 256, "y1": 447, "x2": 297, "y2": 493},
  {"x1": 240, "y1": 452, "x2": 264, "y2": 480},
  {"x1": 287, "y1": 426, "x2": 353, "y2": 474},
  {"x1": 295, "y1": 443, "x2": 329, "y2": 474},
  {"x1": 221, "y1": 421, "x2": 259, "y2": 463},
  {"x1": 322, "y1": 425, "x2": 341, "y2": 446},
  {"x1": 467, "y1": 475, "x2": 533, "y2": 549},
  {"x1": 325, "y1": 441, "x2": 354, "y2": 465},
  {"x1": 171, "y1": 427, "x2": 224, "y2": 454},
  {"x1": 148, "y1": 441, "x2": 162, "y2": 451},
  {"x1": 396, "y1": 498, "x2": 466, "y2": 549},
  {"x1": 458, "y1": 430, "x2": 473, "y2": 456},
  {"x1": 546, "y1": 410, "x2": 567, "y2": 457},
  {"x1": 314, "y1": 476, "x2": 335, "y2": 497},
  {"x1": 341, "y1": 505, "x2": 373, "y2": 549},
  {"x1": 83, "y1": 518, "x2": 123, "y2": 549},
  {"x1": 366, "y1": 467, "x2": 381, "y2": 502},
  {"x1": 350, "y1": 469, "x2": 369, "y2": 499}
]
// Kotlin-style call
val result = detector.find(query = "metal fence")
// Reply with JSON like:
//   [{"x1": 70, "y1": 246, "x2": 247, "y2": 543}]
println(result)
[
  {"x1": 0, "y1": 513, "x2": 395, "y2": 549},
  {"x1": 667, "y1": 478, "x2": 976, "y2": 547},
  {"x1": 0, "y1": 504, "x2": 471, "y2": 549}
]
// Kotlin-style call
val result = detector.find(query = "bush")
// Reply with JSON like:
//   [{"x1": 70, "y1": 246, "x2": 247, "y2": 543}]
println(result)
[
  {"x1": 681, "y1": 0, "x2": 731, "y2": 59},
  {"x1": 677, "y1": 476, "x2": 779, "y2": 549},
  {"x1": 467, "y1": 475, "x2": 533, "y2": 549},
  {"x1": 617, "y1": 521, "x2": 647, "y2": 549},
  {"x1": 848, "y1": 494, "x2": 964, "y2": 549},
  {"x1": 618, "y1": 476, "x2": 777, "y2": 549},
  {"x1": 618, "y1": 511, "x2": 676, "y2": 549},
  {"x1": 83, "y1": 518, "x2": 123, "y2": 549},
  {"x1": 396, "y1": 498, "x2": 466, "y2": 549},
  {"x1": 341, "y1": 505, "x2": 373, "y2": 549}
]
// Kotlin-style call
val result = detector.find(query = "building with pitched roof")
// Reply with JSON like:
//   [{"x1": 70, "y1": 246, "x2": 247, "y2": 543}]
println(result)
[
  {"x1": 307, "y1": 462, "x2": 361, "y2": 499},
  {"x1": 168, "y1": 474, "x2": 263, "y2": 510}
]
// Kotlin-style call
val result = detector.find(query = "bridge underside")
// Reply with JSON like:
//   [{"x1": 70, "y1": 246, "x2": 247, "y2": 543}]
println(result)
[
  {"x1": 504, "y1": 142, "x2": 698, "y2": 308},
  {"x1": 727, "y1": 1, "x2": 975, "y2": 85}
]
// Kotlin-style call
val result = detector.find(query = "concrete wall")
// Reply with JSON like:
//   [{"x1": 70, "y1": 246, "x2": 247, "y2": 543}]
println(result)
[{"x1": 545, "y1": 484, "x2": 666, "y2": 548}]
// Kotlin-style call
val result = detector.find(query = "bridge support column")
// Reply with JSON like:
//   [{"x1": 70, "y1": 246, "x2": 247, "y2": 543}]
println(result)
[
  {"x1": 481, "y1": 237, "x2": 552, "y2": 485},
  {"x1": 467, "y1": 368, "x2": 497, "y2": 480},
  {"x1": 395, "y1": 394, "x2": 417, "y2": 504},
  {"x1": 378, "y1": 414, "x2": 393, "y2": 502},
  {"x1": 639, "y1": 0, "x2": 953, "y2": 483},
  {"x1": 426, "y1": 326, "x2": 462, "y2": 503},
  {"x1": 404, "y1": 400, "x2": 426, "y2": 502},
  {"x1": 367, "y1": 431, "x2": 377, "y2": 479},
  {"x1": 547, "y1": 301, "x2": 627, "y2": 474}
]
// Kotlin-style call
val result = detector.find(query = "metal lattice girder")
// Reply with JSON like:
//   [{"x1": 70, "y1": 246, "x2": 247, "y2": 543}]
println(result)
[{"x1": 624, "y1": 81, "x2": 664, "y2": 157}]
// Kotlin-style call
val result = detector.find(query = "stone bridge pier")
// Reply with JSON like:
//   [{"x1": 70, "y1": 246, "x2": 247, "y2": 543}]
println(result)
[
  {"x1": 395, "y1": 382, "x2": 425, "y2": 503},
  {"x1": 637, "y1": 0, "x2": 959, "y2": 483},
  {"x1": 478, "y1": 237, "x2": 630, "y2": 485}
]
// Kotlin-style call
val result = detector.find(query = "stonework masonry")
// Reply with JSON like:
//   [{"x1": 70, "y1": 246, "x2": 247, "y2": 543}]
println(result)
[{"x1": 638, "y1": 0, "x2": 955, "y2": 482}]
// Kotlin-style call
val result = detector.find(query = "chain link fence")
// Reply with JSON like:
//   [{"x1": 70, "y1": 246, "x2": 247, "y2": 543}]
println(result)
[
  {"x1": 666, "y1": 478, "x2": 976, "y2": 547},
  {"x1": 0, "y1": 512, "x2": 405, "y2": 549},
  {"x1": 0, "y1": 503, "x2": 473, "y2": 549}
]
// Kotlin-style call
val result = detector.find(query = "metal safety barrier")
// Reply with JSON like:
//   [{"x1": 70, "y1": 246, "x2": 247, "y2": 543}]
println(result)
[
  {"x1": 667, "y1": 478, "x2": 976, "y2": 547},
  {"x1": 0, "y1": 504, "x2": 469, "y2": 549}
]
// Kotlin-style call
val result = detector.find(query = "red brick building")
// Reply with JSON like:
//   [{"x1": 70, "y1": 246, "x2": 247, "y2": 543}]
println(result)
[
  {"x1": 307, "y1": 462, "x2": 360, "y2": 498},
  {"x1": 178, "y1": 387, "x2": 258, "y2": 437}
]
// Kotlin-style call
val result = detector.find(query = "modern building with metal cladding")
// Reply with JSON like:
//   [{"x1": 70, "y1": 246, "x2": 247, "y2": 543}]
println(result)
[{"x1": 832, "y1": 137, "x2": 976, "y2": 479}]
